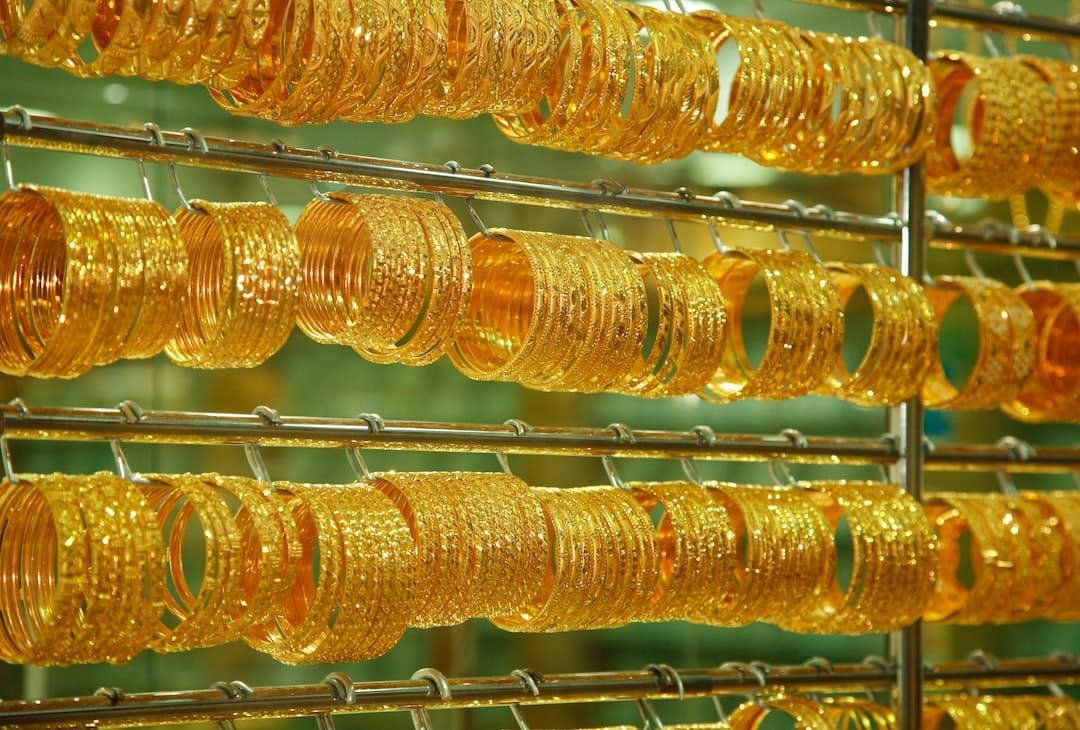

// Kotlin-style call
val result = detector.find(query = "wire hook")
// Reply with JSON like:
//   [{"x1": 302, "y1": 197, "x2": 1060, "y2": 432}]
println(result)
[
  {"x1": 243, "y1": 406, "x2": 281, "y2": 483},
  {"x1": 719, "y1": 661, "x2": 767, "y2": 706},
  {"x1": 994, "y1": 436, "x2": 1033, "y2": 497},
  {"x1": 507, "y1": 669, "x2": 541, "y2": 730},
  {"x1": 496, "y1": 418, "x2": 532, "y2": 476},
  {"x1": 0, "y1": 398, "x2": 28, "y2": 483},
  {"x1": 110, "y1": 400, "x2": 149, "y2": 485},
  {"x1": 163, "y1": 127, "x2": 208, "y2": 214},
  {"x1": 307, "y1": 147, "x2": 338, "y2": 202},
  {"x1": 410, "y1": 668, "x2": 451, "y2": 730},
  {"x1": 347, "y1": 413, "x2": 385, "y2": 481},
  {"x1": 681, "y1": 425, "x2": 716, "y2": 486},
  {"x1": 602, "y1": 423, "x2": 635, "y2": 491},
  {"x1": 1, "y1": 106, "x2": 30, "y2": 191},
  {"x1": 778, "y1": 200, "x2": 824, "y2": 264},
  {"x1": 135, "y1": 123, "x2": 164, "y2": 201},
  {"x1": 768, "y1": 428, "x2": 806, "y2": 487}
]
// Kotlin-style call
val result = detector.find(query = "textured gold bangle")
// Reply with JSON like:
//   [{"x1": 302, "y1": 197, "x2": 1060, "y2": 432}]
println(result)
[
  {"x1": 630, "y1": 481, "x2": 738, "y2": 623},
  {"x1": 922, "y1": 276, "x2": 1035, "y2": 410},
  {"x1": 728, "y1": 695, "x2": 833, "y2": 730},
  {"x1": 822, "y1": 263, "x2": 937, "y2": 405},
  {"x1": 167, "y1": 200, "x2": 299, "y2": 369},
  {"x1": 701, "y1": 248, "x2": 843, "y2": 402},
  {"x1": 1004, "y1": 281, "x2": 1080, "y2": 422}
]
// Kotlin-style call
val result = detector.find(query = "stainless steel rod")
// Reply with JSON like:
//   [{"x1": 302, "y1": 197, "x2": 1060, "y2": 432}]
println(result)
[
  {"x1": 796, "y1": 0, "x2": 1080, "y2": 41},
  {"x1": 3, "y1": 405, "x2": 1080, "y2": 472},
  {"x1": 3, "y1": 109, "x2": 1079, "y2": 260},
  {"x1": 0, "y1": 405, "x2": 899, "y2": 465},
  {"x1": 2, "y1": 659, "x2": 1078, "y2": 729}
]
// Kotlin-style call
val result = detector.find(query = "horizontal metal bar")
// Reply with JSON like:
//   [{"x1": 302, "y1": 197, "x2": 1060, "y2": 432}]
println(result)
[
  {"x1": 796, "y1": 0, "x2": 1080, "y2": 42},
  {"x1": 0, "y1": 109, "x2": 898, "y2": 239},
  {"x1": 3, "y1": 109, "x2": 1080, "y2": 260},
  {"x1": 0, "y1": 405, "x2": 898, "y2": 465},
  {"x1": 4, "y1": 405, "x2": 1080, "y2": 473},
  {"x1": 1, "y1": 658, "x2": 1077, "y2": 728}
]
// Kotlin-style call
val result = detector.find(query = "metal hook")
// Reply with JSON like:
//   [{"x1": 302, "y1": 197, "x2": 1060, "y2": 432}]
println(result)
[
  {"x1": 496, "y1": 418, "x2": 532, "y2": 476},
  {"x1": 323, "y1": 672, "x2": 356, "y2": 705},
  {"x1": 719, "y1": 661, "x2": 767, "y2": 706},
  {"x1": 306, "y1": 147, "x2": 339, "y2": 202},
  {"x1": 347, "y1": 413, "x2": 385, "y2": 481},
  {"x1": 994, "y1": 436, "x2": 1034, "y2": 497},
  {"x1": 602, "y1": 423, "x2": 635, "y2": 491},
  {"x1": 665, "y1": 220, "x2": 684, "y2": 254},
  {"x1": 110, "y1": 400, "x2": 149, "y2": 485},
  {"x1": 410, "y1": 668, "x2": 451, "y2": 730},
  {"x1": 965, "y1": 650, "x2": 999, "y2": 698},
  {"x1": 778, "y1": 201, "x2": 824, "y2": 264},
  {"x1": 768, "y1": 428, "x2": 805, "y2": 487},
  {"x1": 750, "y1": 0, "x2": 766, "y2": 19},
  {"x1": 243, "y1": 406, "x2": 281, "y2": 483},
  {"x1": 865, "y1": 10, "x2": 883, "y2": 39},
  {"x1": 1, "y1": 106, "x2": 30, "y2": 191},
  {"x1": 681, "y1": 425, "x2": 716, "y2": 486},
  {"x1": 647, "y1": 664, "x2": 686, "y2": 701},
  {"x1": 93, "y1": 686, "x2": 125, "y2": 705},
  {"x1": 210, "y1": 680, "x2": 253, "y2": 730},
  {"x1": 134, "y1": 123, "x2": 165, "y2": 201},
  {"x1": 707, "y1": 192, "x2": 740, "y2": 253},
  {"x1": 580, "y1": 209, "x2": 610, "y2": 241},
  {"x1": 507, "y1": 669, "x2": 541, "y2": 730},
  {"x1": 162, "y1": 128, "x2": 208, "y2": 214}
]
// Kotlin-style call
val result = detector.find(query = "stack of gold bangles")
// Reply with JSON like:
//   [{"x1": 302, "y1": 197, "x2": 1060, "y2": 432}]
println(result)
[
  {"x1": 923, "y1": 694, "x2": 1080, "y2": 727},
  {"x1": 5, "y1": 181, "x2": 1080, "y2": 421},
  {"x1": 926, "y1": 490, "x2": 1080, "y2": 624},
  {"x1": 0, "y1": 472, "x2": 947, "y2": 665},
  {"x1": 1, "y1": 0, "x2": 944, "y2": 172}
]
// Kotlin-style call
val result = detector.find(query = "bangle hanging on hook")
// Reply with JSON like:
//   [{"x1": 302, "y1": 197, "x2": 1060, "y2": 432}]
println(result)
[{"x1": 602, "y1": 423, "x2": 635, "y2": 491}]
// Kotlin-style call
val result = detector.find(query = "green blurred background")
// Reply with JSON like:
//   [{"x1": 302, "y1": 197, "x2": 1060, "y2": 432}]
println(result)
[{"x1": 2, "y1": 0, "x2": 1080, "y2": 724}]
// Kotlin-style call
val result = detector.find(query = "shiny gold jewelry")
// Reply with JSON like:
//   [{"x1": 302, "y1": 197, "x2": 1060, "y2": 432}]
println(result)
[
  {"x1": 166, "y1": 200, "x2": 299, "y2": 369},
  {"x1": 296, "y1": 193, "x2": 471, "y2": 365},
  {"x1": 821, "y1": 263, "x2": 937, "y2": 405},
  {"x1": 1004, "y1": 282, "x2": 1080, "y2": 422},
  {"x1": 619, "y1": 252, "x2": 726, "y2": 398},
  {"x1": 246, "y1": 481, "x2": 415, "y2": 664},
  {"x1": 493, "y1": 485, "x2": 659, "y2": 632},
  {"x1": 927, "y1": 52, "x2": 1052, "y2": 199},
  {"x1": 780, "y1": 481, "x2": 936, "y2": 634},
  {"x1": 700, "y1": 248, "x2": 843, "y2": 402},
  {"x1": 727, "y1": 695, "x2": 833, "y2": 730},
  {"x1": 922, "y1": 275, "x2": 1035, "y2": 410},
  {"x1": 924, "y1": 493, "x2": 1036, "y2": 624},
  {"x1": 630, "y1": 481, "x2": 738, "y2": 623}
]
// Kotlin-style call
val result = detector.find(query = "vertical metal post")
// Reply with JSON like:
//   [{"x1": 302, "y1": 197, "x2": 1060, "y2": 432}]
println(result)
[{"x1": 890, "y1": 0, "x2": 931, "y2": 727}]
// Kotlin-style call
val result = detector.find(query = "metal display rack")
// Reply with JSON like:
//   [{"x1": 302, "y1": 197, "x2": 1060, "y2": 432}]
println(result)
[
  {"x1": 3, "y1": 0, "x2": 1080, "y2": 726},
  {"x1": 2, "y1": 657, "x2": 1079, "y2": 728}
]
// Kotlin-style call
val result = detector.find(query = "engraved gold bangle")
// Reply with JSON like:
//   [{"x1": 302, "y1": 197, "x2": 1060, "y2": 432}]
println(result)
[{"x1": 922, "y1": 276, "x2": 1035, "y2": 410}]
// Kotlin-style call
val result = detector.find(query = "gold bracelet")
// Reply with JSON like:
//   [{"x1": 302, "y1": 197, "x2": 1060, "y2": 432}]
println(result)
[{"x1": 922, "y1": 276, "x2": 1035, "y2": 410}]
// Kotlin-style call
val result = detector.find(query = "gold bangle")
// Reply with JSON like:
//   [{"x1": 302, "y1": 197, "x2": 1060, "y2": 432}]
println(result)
[
  {"x1": 1004, "y1": 281, "x2": 1080, "y2": 422},
  {"x1": 922, "y1": 276, "x2": 1035, "y2": 410},
  {"x1": 727, "y1": 695, "x2": 833, "y2": 730},
  {"x1": 166, "y1": 200, "x2": 299, "y2": 369},
  {"x1": 630, "y1": 481, "x2": 738, "y2": 623},
  {"x1": 822, "y1": 263, "x2": 937, "y2": 405},
  {"x1": 700, "y1": 248, "x2": 843, "y2": 402}
]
